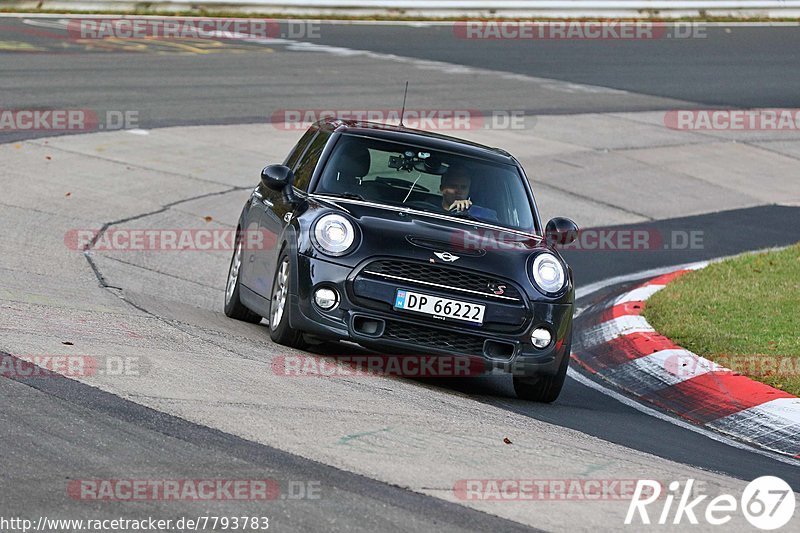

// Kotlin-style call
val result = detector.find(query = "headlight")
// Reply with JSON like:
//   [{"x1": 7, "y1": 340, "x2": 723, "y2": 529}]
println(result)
[
  {"x1": 532, "y1": 253, "x2": 566, "y2": 294},
  {"x1": 312, "y1": 214, "x2": 356, "y2": 256}
]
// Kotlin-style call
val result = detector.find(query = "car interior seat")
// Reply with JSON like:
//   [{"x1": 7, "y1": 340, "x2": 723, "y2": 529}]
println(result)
[
  {"x1": 465, "y1": 170, "x2": 503, "y2": 224},
  {"x1": 325, "y1": 144, "x2": 371, "y2": 195}
]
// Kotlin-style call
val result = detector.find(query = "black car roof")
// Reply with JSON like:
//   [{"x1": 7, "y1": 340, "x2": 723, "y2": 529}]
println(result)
[{"x1": 314, "y1": 118, "x2": 517, "y2": 166}]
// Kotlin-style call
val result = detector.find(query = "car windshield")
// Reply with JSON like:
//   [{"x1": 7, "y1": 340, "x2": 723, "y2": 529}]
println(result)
[{"x1": 313, "y1": 134, "x2": 537, "y2": 232}]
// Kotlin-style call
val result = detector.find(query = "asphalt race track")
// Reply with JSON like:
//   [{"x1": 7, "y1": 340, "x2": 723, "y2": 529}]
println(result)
[
  {"x1": 1, "y1": 15, "x2": 799, "y2": 531},
  {"x1": 4, "y1": 19, "x2": 800, "y2": 144}
]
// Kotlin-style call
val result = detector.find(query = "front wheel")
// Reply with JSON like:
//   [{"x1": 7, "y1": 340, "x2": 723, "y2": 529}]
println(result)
[
  {"x1": 269, "y1": 252, "x2": 306, "y2": 349},
  {"x1": 512, "y1": 346, "x2": 570, "y2": 403},
  {"x1": 224, "y1": 233, "x2": 262, "y2": 324}
]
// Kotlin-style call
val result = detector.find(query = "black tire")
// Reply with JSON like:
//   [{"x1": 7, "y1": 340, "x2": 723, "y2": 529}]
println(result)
[
  {"x1": 512, "y1": 344, "x2": 570, "y2": 403},
  {"x1": 268, "y1": 251, "x2": 306, "y2": 349},
  {"x1": 224, "y1": 230, "x2": 262, "y2": 324}
]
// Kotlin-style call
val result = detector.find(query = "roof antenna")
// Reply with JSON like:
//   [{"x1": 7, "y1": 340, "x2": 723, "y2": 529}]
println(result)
[{"x1": 399, "y1": 81, "x2": 409, "y2": 128}]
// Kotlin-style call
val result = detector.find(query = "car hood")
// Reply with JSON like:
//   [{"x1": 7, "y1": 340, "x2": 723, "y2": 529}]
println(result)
[{"x1": 303, "y1": 197, "x2": 559, "y2": 288}]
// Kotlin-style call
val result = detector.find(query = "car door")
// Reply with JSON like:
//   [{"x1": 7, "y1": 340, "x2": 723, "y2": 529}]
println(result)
[
  {"x1": 251, "y1": 127, "x2": 330, "y2": 300},
  {"x1": 241, "y1": 127, "x2": 317, "y2": 297}
]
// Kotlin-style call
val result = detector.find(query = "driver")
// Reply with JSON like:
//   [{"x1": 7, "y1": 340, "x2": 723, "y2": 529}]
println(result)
[{"x1": 439, "y1": 168, "x2": 498, "y2": 223}]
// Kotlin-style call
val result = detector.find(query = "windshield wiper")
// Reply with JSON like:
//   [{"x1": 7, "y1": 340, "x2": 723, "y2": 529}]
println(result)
[{"x1": 316, "y1": 192, "x2": 365, "y2": 201}]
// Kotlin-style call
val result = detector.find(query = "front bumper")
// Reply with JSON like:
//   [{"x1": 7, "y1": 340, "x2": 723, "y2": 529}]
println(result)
[{"x1": 288, "y1": 254, "x2": 573, "y2": 377}]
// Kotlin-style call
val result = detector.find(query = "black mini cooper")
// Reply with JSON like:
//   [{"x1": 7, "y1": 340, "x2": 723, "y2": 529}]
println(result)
[{"x1": 224, "y1": 118, "x2": 578, "y2": 402}]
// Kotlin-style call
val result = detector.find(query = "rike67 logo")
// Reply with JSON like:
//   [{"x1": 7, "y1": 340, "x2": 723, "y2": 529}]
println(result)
[{"x1": 626, "y1": 477, "x2": 795, "y2": 529}]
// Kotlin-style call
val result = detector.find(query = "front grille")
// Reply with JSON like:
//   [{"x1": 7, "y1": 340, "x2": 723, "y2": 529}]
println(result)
[
  {"x1": 383, "y1": 319, "x2": 486, "y2": 355},
  {"x1": 362, "y1": 260, "x2": 521, "y2": 301}
]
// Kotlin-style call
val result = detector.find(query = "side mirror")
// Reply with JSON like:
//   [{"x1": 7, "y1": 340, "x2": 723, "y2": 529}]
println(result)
[
  {"x1": 261, "y1": 164, "x2": 294, "y2": 191},
  {"x1": 261, "y1": 164, "x2": 300, "y2": 206},
  {"x1": 545, "y1": 217, "x2": 579, "y2": 246}
]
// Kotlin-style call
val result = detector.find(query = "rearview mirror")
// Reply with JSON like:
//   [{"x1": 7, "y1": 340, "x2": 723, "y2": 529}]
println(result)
[{"x1": 545, "y1": 217, "x2": 579, "y2": 246}]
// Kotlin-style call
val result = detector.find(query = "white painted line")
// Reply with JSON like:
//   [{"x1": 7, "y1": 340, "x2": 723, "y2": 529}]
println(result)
[
  {"x1": 756, "y1": 398, "x2": 800, "y2": 425},
  {"x1": 579, "y1": 315, "x2": 654, "y2": 348},
  {"x1": 603, "y1": 349, "x2": 721, "y2": 395},
  {"x1": 613, "y1": 284, "x2": 665, "y2": 305},
  {"x1": 707, "y1": 398, "x2": 800, "y2": 455},
  {"x1": 575, "y1": 260, "x2": 709, "y2": 300},
  {"x1": 635, "y1": 349, "x2": 719, "y2": 382},
  {"x1": 176, "y1": 25, "x2": 629, "y2": 96},
  {"x1": 20, "y1": 18, "x2": 71, "y2": 29},
  {"x1": 129, "y1": 25, "x2": 632, "y2": 96},
  {"x1": 567, "y1": 367, "x2": 800, "y2": 466}
]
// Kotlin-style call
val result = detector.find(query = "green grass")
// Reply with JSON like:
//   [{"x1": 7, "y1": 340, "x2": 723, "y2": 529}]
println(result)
[{"x1": 643, "y1": 244, "x2": 800, "y2": 396}]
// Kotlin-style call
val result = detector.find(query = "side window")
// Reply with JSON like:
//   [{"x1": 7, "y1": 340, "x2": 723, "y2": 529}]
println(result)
[
  {"x1": 292, "y1": 131, "x2": 330, "y2": 192},
  {"x1": 283, "y1": 128, "x2": 318, "y2": 172}
]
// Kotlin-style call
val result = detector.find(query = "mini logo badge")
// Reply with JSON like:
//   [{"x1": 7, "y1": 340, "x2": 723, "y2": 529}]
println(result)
[{"x1": 434, "y1": 252, "x2": 460, "y2": 262}]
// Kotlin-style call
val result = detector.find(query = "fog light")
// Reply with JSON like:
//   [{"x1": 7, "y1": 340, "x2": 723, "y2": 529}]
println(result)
[
  {"x1": 531, "y1": 328, "x2": 552, "y2": 349},
  {"x1": 314, "y1": 288, "x2": 339, "y2": 310}
]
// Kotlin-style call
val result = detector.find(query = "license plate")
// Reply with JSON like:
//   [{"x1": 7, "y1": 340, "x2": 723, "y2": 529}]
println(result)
[{"x1": 394, "y1": 289, "x2": 485, "y2": 324}]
